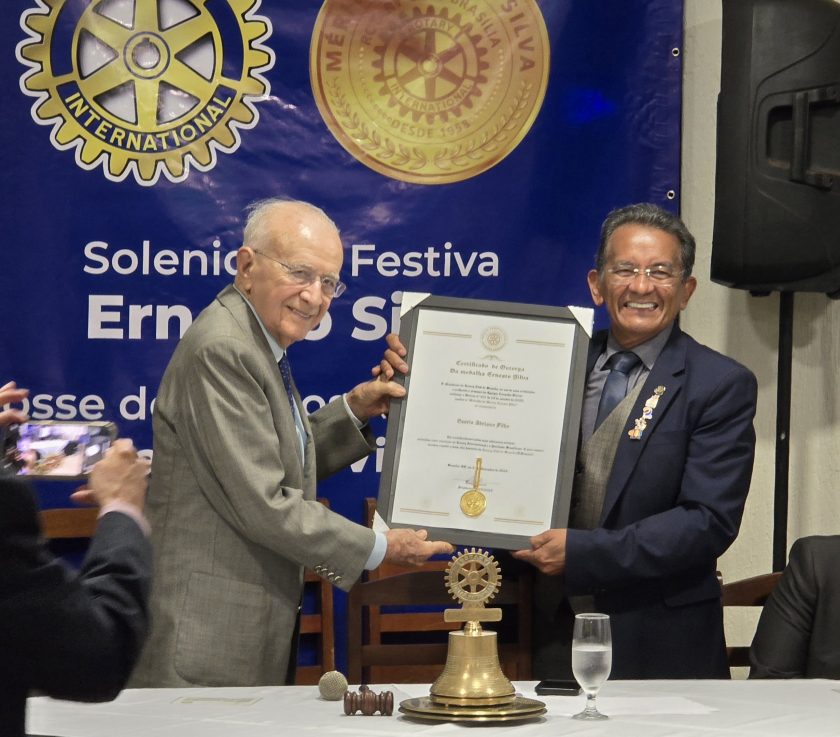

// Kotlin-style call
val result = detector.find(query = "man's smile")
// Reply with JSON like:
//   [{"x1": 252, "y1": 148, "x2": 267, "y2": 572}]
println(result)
[
  {"x1": 288, "y1": 306, "x2": 317, "y2": 319},
  {"x1": 624, "y1": 301, "x2": 658, "y2": 310}
]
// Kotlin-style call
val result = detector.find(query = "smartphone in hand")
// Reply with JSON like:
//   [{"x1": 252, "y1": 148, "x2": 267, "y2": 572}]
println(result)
[
  {"x1": 1, "y1": 420, "x2": 117, "y2": 479},
  {"x1": 534, "y1": 679, "x2": 581, "y2": 696}
]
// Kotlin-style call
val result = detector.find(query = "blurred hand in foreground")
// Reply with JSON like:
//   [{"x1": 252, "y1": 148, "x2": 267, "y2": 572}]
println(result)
[
  {"x1": 71, "y1": 439, "x2": 150, "y2": 512},
  {"x1": 0, "y1": 381, "x2": 28, "y2": 427}
]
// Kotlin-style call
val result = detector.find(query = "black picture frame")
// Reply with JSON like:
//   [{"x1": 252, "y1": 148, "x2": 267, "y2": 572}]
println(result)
[{"x1": 376, "y1": 294, "x2": 590, "y2": 549}]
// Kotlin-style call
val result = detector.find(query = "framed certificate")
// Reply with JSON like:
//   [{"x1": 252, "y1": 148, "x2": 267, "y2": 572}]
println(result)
[{"x1": 377, "y1": 294, "x2": 592, "y2": 550}]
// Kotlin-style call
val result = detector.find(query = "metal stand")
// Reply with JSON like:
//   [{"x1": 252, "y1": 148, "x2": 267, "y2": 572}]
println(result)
[{"x1": 773, "y1": 292, "x2": 794, "y2": 571}]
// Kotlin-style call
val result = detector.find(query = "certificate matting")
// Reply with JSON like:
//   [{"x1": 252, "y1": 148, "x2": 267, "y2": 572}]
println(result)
[{"x1": 378, "y1": 295, "x2": 590, "y2": 549}]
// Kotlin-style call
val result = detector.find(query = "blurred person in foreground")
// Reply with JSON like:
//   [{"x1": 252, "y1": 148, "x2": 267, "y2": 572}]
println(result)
[
  {"x1": 750, "y1": 535, "x2": 840, "y2": 679},
  {"x1": 0, "y1": 381, "x2": 152, "y2": 737},
  {"x1": 132, "y1": 199, "x2": 452, "y2": 688}
]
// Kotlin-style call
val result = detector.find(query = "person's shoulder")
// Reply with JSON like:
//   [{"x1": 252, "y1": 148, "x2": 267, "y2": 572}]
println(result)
[
  {"x1": 177, "y1": 285, "x2": 251, "y2": 349},
  {"x1": 678, "y1": 329, "x2": 756, "y2": 382},
  {"x1": 790, "y1": 534, "x2": 840, "y2": 560}
]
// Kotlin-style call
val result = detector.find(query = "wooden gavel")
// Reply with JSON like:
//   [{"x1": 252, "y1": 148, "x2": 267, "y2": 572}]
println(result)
[{"x1": 343, "y1": 685, "x2": 394, "y2": 716}]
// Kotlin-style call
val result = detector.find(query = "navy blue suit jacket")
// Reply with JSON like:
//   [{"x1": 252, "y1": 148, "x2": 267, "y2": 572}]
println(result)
[
  {"x1": 0, "y1": 476, "x2": 152, "y2": 737},
  {"x1": 546, "y1": 326, "x2": 757, "y2": 678}
]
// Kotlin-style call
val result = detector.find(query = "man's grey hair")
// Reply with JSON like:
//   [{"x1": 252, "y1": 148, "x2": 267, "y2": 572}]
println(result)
[
  {"x1": 595, "y1": 202, "x2": 695, "y2": 280},
  {"x1": 242, "y1": 198, "x2": 339, "y2": 252}
]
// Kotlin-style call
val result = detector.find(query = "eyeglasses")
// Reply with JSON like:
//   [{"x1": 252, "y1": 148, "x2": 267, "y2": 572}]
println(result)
[
  {"x1": 605, "y1": 265, "x2": 683, "y2": 285},
  {"x1": 252, "y1": 249, "x2": 346, "y2": 298}
]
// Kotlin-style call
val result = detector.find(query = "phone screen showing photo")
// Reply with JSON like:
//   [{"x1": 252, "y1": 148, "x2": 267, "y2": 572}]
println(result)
[{"x1": 3, "y1": 422, "x2": 115, "y2": 478}]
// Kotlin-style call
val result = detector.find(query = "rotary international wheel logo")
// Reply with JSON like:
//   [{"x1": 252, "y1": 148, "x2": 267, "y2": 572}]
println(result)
[
  {"x1": 481, "y1": 326, "x2": 506, "y2": 352},
  {"x1": 310, "y1": 0, "x2": 549, "y2": 185},
  {"x1": 446, "y1": 548, "x2": 501, "y2": 604},
  {"x1": 16, "y1": 0, "x2": 275, "y2": 186}
]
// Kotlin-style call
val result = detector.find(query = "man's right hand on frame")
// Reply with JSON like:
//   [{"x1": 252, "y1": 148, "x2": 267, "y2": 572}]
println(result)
[
  {"x1": 382, "y1": 528, "x2": 454, "y2": 567},
  {"x1": 512, "y1": 528, "x2": 568, "y2": 575},
  {"x1": 372, "y1": 333, "x2": 408, "y2": 381}
]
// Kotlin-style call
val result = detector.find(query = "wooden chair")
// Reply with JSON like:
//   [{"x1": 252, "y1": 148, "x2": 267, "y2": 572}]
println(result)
[
  {"x1": 721, "y1": 572, "x2": 783, "y2": 668},
  {"x1": 294, "y1": 497, "x2": 336, "y2": 685},
  {"x1": 348, "y1": 498, "x2": 532, "y2": 684},
  {"x1": 39, "y1": 507, "x2": 98, "y2": 538}
]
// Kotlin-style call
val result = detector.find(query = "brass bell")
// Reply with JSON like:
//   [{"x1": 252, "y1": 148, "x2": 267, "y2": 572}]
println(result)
[
  {"x1": 430, "y1": 549, "x2": 515, "y2": 706},
  {"x1": 398, "y1": 548, "x2": 545, "y2": 722},
  {"x1": 430, "y1": 621, "x2": 515, "y2": 707}
]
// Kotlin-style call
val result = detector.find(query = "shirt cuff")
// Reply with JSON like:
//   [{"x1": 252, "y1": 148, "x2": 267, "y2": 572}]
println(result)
[
  {"x1": 99, "y1": 501, "x2": 151, "y2": 537},
  {"x1": 364, "y1": 531, "x2": 388, "y2": 570},
  {"x1": 342, "y1": 393, "x2": 366, "y2": 428}
]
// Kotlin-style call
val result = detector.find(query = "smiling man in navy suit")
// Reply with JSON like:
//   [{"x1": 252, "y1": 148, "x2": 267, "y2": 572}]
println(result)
[{"x1": 514, "y1": 203, "x2": 758, "y2": 679}]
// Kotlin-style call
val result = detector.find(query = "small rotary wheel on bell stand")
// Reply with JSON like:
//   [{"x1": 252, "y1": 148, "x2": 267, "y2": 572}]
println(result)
[{"x1": 445, "y1": 548, "x2": 502, "y2": 629}]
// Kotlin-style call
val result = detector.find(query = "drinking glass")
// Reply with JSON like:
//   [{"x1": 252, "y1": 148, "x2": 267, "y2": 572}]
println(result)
[{"x1": 571, "y1": 612, "x2": 612, "y2": 720}]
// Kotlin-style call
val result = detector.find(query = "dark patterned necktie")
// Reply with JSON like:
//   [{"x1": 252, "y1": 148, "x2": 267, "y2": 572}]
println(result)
[
  {"x1": 278, "y1": 354, "x2": 296, "y2": 413},
  {"x1": 594, "y1": 351, "x2": 641, "y2": 431}
]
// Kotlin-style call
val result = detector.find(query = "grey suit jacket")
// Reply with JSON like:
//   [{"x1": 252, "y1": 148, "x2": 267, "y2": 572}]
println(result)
[
  {"x1": 750, "y1": 535, "x2": 840, "y2": 679},
  {"x1": 131, "y1": 285, "x2": 377, "y2": 687}
]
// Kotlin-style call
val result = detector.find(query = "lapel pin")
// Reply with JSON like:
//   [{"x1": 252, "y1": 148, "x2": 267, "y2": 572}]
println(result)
[{"x1": 628, "y1": 386, "x2": 667, "y2": 440}]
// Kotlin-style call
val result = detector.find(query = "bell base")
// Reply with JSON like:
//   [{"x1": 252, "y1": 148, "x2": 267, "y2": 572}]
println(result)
[
  {"x1": 430, "y1": 630, "x2": 515, "y2": 703},
  {"x1": 399, "y1": 696, "x2": 546, "y2": 723},
  {"x1": 429, "y1": 692, "x2": 514, "y2": 707}
]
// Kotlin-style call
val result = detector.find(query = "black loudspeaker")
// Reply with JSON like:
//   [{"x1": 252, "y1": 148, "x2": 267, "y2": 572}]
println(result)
[{"x1": 712, "y1": 0, "x2": 840, "y2": 294}]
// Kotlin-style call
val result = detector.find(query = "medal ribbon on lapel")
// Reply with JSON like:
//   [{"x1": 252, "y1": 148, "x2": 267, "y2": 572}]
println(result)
[{"x1": 628, "y1": 385, "x2": 666, "y2": 440}]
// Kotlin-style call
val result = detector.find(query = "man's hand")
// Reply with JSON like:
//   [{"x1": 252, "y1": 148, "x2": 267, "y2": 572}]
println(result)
[
  {"x1": 346, "y1": 378, "x2": 406, "y2": 420},
  {"x1": 512, "y1": 529, "x2": 568, "y2": 576},
  {"x1": 371, "y1": 333, "x2": 408, "y2": 381},
  {"x1": 0, "y1": 381, "x2": 28, "y2": 427},
  {"x1": 382, "y1": 528, "x2": 454, "y2": 567},
  {"x1": 71, "y1": 439, "x2": 150, "y2": 511},
  {"x1": 346, "y1": 333, "x2": 411, "y2": 419}
]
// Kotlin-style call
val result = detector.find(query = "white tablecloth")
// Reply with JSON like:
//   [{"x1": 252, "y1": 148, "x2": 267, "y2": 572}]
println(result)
[{"x1": 27, "y1": 679, "x2": 840, "y2": 736}]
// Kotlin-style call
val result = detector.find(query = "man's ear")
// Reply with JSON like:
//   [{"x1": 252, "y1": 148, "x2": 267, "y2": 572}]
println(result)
[
  {"x1": 679, "y1": 275, "x2": 698, "y2": 310},
  {"x1": 587, "y1": 269, "x2": 605, "y2": 306},
  {"x1": 236, "y1": 246, "x2": 255, "y2": 292}
]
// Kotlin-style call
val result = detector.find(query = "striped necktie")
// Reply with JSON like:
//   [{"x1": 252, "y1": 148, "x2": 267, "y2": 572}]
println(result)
[{"x1": 278, "y1": 354, "x2": 296, "y2": 413}]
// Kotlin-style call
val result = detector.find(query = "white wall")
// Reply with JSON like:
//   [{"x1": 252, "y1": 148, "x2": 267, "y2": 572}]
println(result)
[{"x1": 681, "y1": 0, "x2": 840, "y2": 671}]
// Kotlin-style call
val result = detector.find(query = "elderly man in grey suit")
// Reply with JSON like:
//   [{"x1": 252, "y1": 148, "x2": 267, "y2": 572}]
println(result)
[{"x1": 131, "y1": 199, "x2": 452, "y2": 688}]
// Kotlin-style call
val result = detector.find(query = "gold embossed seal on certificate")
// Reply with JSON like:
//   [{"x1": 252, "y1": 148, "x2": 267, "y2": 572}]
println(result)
[
  {"x1": 460, "y1": 458, "x2": 487, "y2": 517},
  {"x1": 310, "y1": 0, "x2": 550, "y2": 184}
]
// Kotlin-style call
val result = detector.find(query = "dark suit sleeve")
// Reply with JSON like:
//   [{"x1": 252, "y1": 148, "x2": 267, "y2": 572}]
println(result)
[
  {"x1": 0, "y1": 477, "x2": 152, "y2": 701},
  {"x1": 566, "y1": 361, "x2": 757, "y2": 593},
  {"x1": 749, "y1": 538, "x2": 817, "y2": 679}
]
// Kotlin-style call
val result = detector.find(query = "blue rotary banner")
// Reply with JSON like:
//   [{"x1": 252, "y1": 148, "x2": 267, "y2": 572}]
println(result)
[{"x1": 1, "y1": 0, "x2": 682, "y2": 669}]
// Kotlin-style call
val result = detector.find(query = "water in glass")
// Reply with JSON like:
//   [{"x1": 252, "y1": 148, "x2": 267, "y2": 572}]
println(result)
[{"x1": 571, "y1": 613, "x2": 611, "y2": 720}]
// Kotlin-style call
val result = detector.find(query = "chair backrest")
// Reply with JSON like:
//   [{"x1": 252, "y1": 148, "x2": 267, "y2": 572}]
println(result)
[
  {"x1": 349, "y1": 498, "x2": 532, "y2": 684},
  {"x1": 294, "y1": 497, "x2": 336, "y2": 684},
  {"x1": 721, "y1": 571, "x2": 783, "y2": 668},
  {"x1": 39, "y1": 507, "x2": 98, "y2": 538}
]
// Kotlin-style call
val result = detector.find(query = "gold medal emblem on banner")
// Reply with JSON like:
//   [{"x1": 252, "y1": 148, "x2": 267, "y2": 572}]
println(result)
[{"x1": 310, "y1": 0, "x2": 550, "y2": 184}]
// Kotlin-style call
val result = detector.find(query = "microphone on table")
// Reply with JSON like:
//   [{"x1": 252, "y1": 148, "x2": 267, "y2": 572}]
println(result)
[{"x1": 318, "y1": 670, "x2": 349, "y2": 700}]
